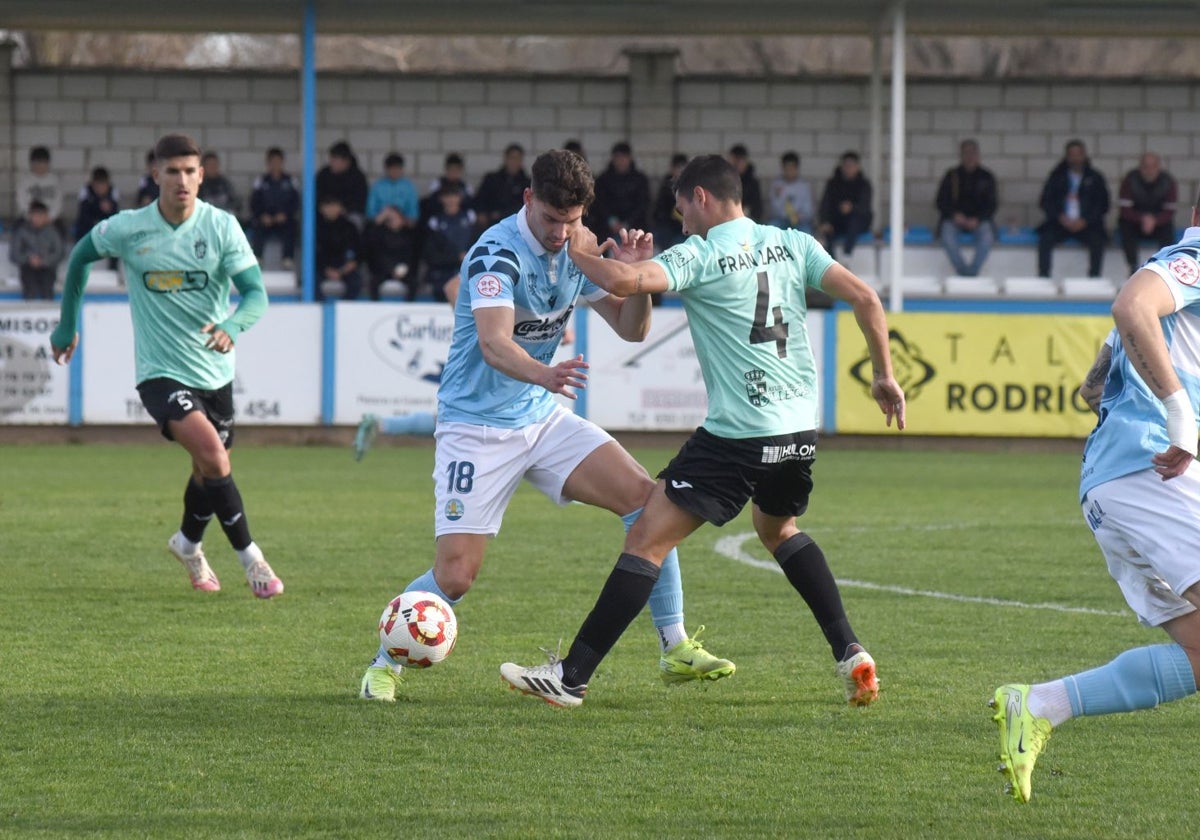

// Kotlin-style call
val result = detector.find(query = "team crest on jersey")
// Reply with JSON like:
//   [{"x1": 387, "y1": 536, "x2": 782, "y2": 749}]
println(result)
[
  {"x1": 444, "y1": 499, "x2": 465, "y2": 521},
  {"x1": 1167, "y1": 256, "x2": 1199, "y2": 286},
  {"x1": 475, "y1": 273, "x2": 503, "y2": 297},
  {"x1": 194, "y1": 238, "x2": 207, "y2": 260}
]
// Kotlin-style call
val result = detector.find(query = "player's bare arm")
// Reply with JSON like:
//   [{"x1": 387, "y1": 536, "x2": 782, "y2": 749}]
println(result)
[
  {"x1": 1112, "y1": 270, "x2": 1196, "y2": 478},
  {"x1": 820, "y1": 262, "x2": 906, "y2": 430},
  {"x1": 1079, "y1": 341, "x2": 1113, "y2": 414},
  {"x1": 567, "y1": 226, "x2": 670, "y2": 298},
  {"x1": 474, "y1": 306, "x2": 588, "y2": 398}
]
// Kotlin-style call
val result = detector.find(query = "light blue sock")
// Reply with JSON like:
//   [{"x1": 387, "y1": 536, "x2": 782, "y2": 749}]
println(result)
[
  {"x1": 622, "y1": 508, "x2": 684, "y2": 630},
  {"x1": 374, "y1": 568, "x2": 461, "y2": 666},
  {"x1": 380, "y1": 412, "x2": 437, "y2": 436},
  {"x1": 1063, "y1": 644, "x2": 1197, "y2": 717}
]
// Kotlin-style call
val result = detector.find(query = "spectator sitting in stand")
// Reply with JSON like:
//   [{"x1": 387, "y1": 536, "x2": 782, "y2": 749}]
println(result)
[
  {"x1": 249, "y1": 147, "x2": 299, "y2": 270},
  {"x1": 652, "y1": 153, "x2": 690, "y2": 254},
  {"x1": 73, "y1": 167, "x2": 122, "y2": 270},
  {"x1": 935, "y1": 139, "x2": 998, "y2": 277},
  {"x1": 417, "y1": 152, "x2": 473, "y2": 271},
  {"x1": 1037, "y1": 139, "x2": 1109, "y2": 278},
  {"x1": 727, "y1": 144, "x2": 763, "y2": 222},
  {"x1": 197, "y1": 152, "x2": 242, "y2": 218},
  {"x1": 423, "y1": 184, "x2": 477, "y2": 303},
  {"x1": 364, "y1": 152, "x2": 419, "y2": 300},
  {"x1": 10, "y1": 200, "x2": 65, "y2": 301},
  {"x1": 818, "y1": 151, "x2": 874, "y2": 257},
  {"x1": 315, "y1": 194, "x2": 363, "y2": 301},
  {"x1": 474, "y1": 143, "x2": 530, "y2": 231},
  {"x1": 563, "y1": 139, "x2": 587, "y2": 160},
  {"x1": 1117, "y1": 152, "x2": 1178, "y2": 274},
  {"x1": 590, "y1": 141, "x2": 651, "y2": 243},
  {"x1": 15, "y1": 146, "x2": 64, "y2": 233},
  {"x1": 316, "y1": 140, "x2": 369, "y2": 228},
  {"x1": 136, "y1": 150, "x2": 159, "y2": 207},
  {"x1": 768, "y1": 151, "x2": 814, "y2": 232}
]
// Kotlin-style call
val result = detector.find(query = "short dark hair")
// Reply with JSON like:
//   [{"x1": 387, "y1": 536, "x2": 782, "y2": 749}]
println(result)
[
  {"x1": 840, "y1": 150, "x2": 861, "y2": 164},
  {"x1": 90, "y1": 166, "x2": 110, "y2": 182},
  {"x1": 781, "y1": 151, "x2": 800, "y2": 166},
  {"x1": 504, "y1": 143, "x2": 525, "y2": 157},
  {"x1": 27, "y1": 199, "x2": 48, "y2": 213},
  {"x1": 266, "y1": 147, "x2": 285, "y2": 160},
  {"x1": 1065, "y1": 138, "x2": 1086, "y2": 154},
  {"x1": 611, "y1": 141, "x2": 632, "y2": 157},
  {"x1": 728, "y1": 144, "x2": 749, "y2": 159},
  {"x1": 674, "y1": 155, "x2": 742, "y2": 204},
  {"x1": 670, "y1": 153, "x2": 689, "y2": 168},
  {"x1": 563, "y1": 139, "x2": 584, "y2": 156},
  {"x1": 384, "y1": 152, "x2": 405, "y2": 169},
  {"x1": 154, "y1": 133, "x2": 202, "y2": 162},
  {"x1": 444, "y1": 152, "x2": 464, "y2": 168},
  {"x1": 530, "y1": 149, "x2": 594, "y2": 210},
  {"x1": 201, "y1": 152, "x2": 219, "y2": 164},
  {"x1": 318, "y1": 193, "x2": 343, "y2": 207},
  {"x1": 29, "y1": 146, "x2": 50, "y2": 163},
  {"x1": 329, "y1": 140, "x2": 353, "y2": 160}
]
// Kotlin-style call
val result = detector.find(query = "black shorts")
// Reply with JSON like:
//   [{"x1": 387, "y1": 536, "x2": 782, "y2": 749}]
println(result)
[
  {"x1": 659, "y1": 427, "x2": 817, "y2": 526},
  {"x1": 136, "y1": 377, "x2": 235, "y2": 449}
]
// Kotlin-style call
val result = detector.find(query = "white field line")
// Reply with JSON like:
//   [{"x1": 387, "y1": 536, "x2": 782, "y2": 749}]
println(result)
[{"x1": 713, "y1": 532, "x2": 1128, "y2": 618}]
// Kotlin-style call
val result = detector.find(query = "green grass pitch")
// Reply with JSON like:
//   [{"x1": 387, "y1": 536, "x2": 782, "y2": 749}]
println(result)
[{"x1": 1, "y1": 440, "x2": 1193, "y2": 838}]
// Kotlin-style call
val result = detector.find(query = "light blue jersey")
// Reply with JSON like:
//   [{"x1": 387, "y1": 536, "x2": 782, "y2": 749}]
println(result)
[
  {"x1": 1081, "y1": 227, "x2": 1200, "y2": 499},
  {"x1": 437, "y1": 206, "x2": 607, "y2": 427}
]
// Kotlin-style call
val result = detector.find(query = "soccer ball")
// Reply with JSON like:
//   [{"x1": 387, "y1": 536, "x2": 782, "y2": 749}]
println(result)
[{"x1": 378, "y1": 590, "x2": 458, "y2": 668}]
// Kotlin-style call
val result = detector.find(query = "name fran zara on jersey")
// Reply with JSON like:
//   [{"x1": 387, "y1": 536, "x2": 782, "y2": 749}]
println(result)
[{"x1": 717, "y1": 244, "x2": 796, "y2": 275}]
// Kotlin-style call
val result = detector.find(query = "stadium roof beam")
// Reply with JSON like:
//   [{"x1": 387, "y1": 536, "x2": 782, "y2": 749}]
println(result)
[{"x1": 6, "y1": 0, "x2": 1200, "y2": 37}]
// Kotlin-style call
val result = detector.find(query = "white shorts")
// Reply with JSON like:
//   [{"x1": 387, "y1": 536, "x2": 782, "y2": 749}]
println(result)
[
  {"x1": 432, "y1": 404, "x2": 615, "y2": 537},
  {"x1": 1082, "y1": 464, "x2": 1200, "y2": 627}
]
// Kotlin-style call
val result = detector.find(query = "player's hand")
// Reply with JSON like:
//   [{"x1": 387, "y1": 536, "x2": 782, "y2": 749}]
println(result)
[
  {"x1": 1152, "y1": 445, "x2": 1194, "y2": 480},
  {"x1": 51, "y1": 333, "x2": 79, "y2": 365},
  {"x1": 871, "y1": 376, "x2": 906, "y2": 430},
  {"x1": 568, "y1": 227, "x2": 606, "y2": 260},
  {"x1": 610, "y1": 228, "x2": 655, "y2": 264},
  {"x1": 542, "y1": 354, "x2": 589, "y2": 399},
  {"x1": 201, "y1": 323, "x2": 234, "y2": 353}
]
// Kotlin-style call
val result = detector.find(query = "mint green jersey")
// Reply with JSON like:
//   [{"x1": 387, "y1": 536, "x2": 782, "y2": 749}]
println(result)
[
  {"x1": 90, "y1": 201, "x2": 258, "y2": 389},
  {"x1": 653, "y1": 218, "x2": 834, "y2": 438}
]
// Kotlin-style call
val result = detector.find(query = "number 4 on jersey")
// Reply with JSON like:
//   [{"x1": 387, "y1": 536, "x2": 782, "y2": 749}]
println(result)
[{"x1": 748, "y1": 271, "x2": 789, "y2": 358}]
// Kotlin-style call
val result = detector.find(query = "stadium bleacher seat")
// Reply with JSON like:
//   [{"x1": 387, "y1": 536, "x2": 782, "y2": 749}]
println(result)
[
  {"x1": 892, "y1": 275, "x2": 943, "y2": 298},
  {"x1": 261, "y1": 270, "x2": 298, "y2": 295},
  {"x1": 943, "y1": 275, "x2": 999, "y2": 298},
  {"x1": 83, "y1": 268, "x2": 123, "y2": 293},
  {"x1": 1061, "y1": 276, "x2": 1116, "y2": 301},
  {"x1": 1002, "y1": 276, "x2": 1059, "y2": 299}
]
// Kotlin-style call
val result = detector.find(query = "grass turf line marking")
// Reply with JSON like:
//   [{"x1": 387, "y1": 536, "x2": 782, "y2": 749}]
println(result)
[{"x1": 714, "y1": 532, "x2": 1127, "y2": 618}]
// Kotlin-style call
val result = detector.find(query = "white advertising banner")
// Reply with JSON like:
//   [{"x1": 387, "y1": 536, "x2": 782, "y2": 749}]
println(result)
[
  {"x1": 80, "y1": 302, "x2": 322, "y2": 424},
  {"x1": 333, "y1": 302, "x2": 454, "y2": 424},
  {"x1": 0, "y1": 305, "x2": 70, "y2": 424},
  {"x1": 584, "y1": 307, "x2": 826, "y2": 432}
]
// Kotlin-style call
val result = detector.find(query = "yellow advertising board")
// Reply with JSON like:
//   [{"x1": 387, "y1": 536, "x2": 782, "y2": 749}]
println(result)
[{"x1": 835, "y1": 312, "x2": 1113, "y2": 437}]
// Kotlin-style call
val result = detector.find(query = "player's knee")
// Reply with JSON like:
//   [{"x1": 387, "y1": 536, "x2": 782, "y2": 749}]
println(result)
[
  {"x1": 192, "y1": 446, "x2": 230, "y2": 479},
  {"x1": 433, "y1": 556, "x2": 479, "y2": 599}
]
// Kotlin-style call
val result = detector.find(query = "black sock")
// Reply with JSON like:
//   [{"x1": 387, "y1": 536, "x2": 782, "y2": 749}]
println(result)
[
  {"x1": 202, "y1": 474, "x2": 253, "y2": 551},
  {"x1": 181, "y1": 476, "x2": 214, "y2": 543},
  {"x1": 775, "y1": 533, "x2": 859, "y2": 660},
  {"x1": 560, "y1": 553, "x2": 660, "y2": 688}
]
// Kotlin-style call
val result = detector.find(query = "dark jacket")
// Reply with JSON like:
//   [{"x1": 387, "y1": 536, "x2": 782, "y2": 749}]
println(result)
[
  {"x1": 591, "y1": 164, "x2": 651, "y2": 238},
  {"x1": 1118, "y1": 170, "x2": 1177, "y2": 227},
  {"x1": 739, "y1": 164, "x2": 763, "y2": 222},
  {"x1": 316, "y1": 164, "x2": 368, "y2": 216},
  {"x1": 73, "y1": 184, "x2": 121, "y2": 241},
  {"x1": 936, "y1": 165, "x2": 998, "y2": 223},
  {"x1": 11, "y1": 222, "x2": 65, "y2": 267},
  {"x1": 819, "y1": 170, "x2": 873, "y2": 225},
  {"x1": 425, "y1": 208, "x2": 478, "y2": 269},
  {"x1": 316, "y1": 214, "x2": 361, "y2": 271},
  {"x1": 198, "y1": 175, "x2": 241, "y2": 217},
  {"x1": 1039, "y1": 161, "x2": 1109, "y2": 228},
  {"x1": 475, "y1": 168, "x2": 530, "y2": 221},
  {"x1": 250, "y1": 172, "x2": 300, "y2": 221}
]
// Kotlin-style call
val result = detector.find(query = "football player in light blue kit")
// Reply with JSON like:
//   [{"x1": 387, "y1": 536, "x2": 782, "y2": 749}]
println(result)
[
  {"x1": 50, "y1": 133, "x2": 283, "y2": 598},
  {"x1": 991, "y1": 195, "x2": 1200, "y2": 803},
  {"x1": 501, "y1": 155, "x2": 906, "y2": 709},
  {"x1": 360, "y1": 149, "x2": 734, "y2": 700}
]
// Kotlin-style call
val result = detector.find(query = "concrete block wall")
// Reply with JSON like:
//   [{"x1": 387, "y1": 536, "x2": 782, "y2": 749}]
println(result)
[{"x1": 7, "y1": 69, "x2": 1200, "y2": 234}]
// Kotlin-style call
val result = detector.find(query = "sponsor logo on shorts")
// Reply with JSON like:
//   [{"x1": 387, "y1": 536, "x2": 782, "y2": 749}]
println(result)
[
  {"x1": 475, "y1": 274, "x2": 503, "y2": 298},
  {"x1": 1085, "y1": 498, "x2": 1105, "y2": 531},
  {"x1": 444, "y1": 499, "x2": 465, "y2": 521},
  {"x1": 761, "y1": 442, "x2": 816, "y2": 463}
]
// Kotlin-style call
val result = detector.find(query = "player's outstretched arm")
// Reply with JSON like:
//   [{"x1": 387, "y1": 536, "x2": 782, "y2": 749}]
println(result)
[
  {"x1": 49, "y1": 236, "x2": 104, "y2": 365},
  {"x1": 821, "y1": 262, "x2": 906, "y2": 430},
  {"x1": 567, "y1": 227, "x2": 669, "y2": 299},
  {"x1": 1112, "y1": 270, "x2": 1195, "y2": 478}
]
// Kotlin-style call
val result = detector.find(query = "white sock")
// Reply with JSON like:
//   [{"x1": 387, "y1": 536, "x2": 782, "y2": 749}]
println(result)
[
  {"x1": 371, "y1": 652, "x2": 402, "y2": 672},
  {"x1": 176, "y1": 532, "x2": 201, "y2": 555},
  {"x1": 656, "y1": 622, "x2": 689, "y2": 652},
  {"x1": 236, "y1": 541, "x2": 264, "y2": 572},
  {"x1": 1028, "y1": 680, "x2": 1074, "y2": 727}
]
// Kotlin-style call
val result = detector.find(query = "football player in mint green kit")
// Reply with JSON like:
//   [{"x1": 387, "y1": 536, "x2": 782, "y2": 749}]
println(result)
[
  {"x1": 502, "y1": 154, "x2": 906, "y2": 708},
  {"x1": 50, "y1": 133, "x2": 283, "y2": 599}
]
